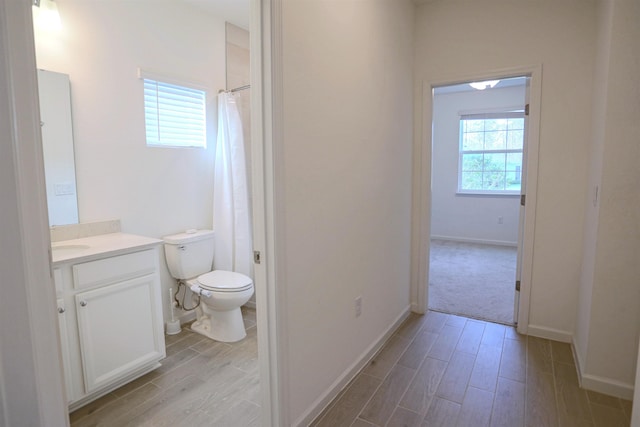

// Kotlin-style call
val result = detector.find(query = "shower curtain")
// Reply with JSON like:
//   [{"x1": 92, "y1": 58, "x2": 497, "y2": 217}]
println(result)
[{"x1": 213, "y1": 92, "x2": 253, "y2": 278}]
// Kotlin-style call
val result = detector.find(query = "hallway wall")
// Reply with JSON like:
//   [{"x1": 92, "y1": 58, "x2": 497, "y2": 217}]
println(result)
[
  {"x1": 575, "y1": 0, "x2": 640, "y2": 398},
  {"x1": 414, "y1": 0, "x2": 596, "y2": 341},
  {"x1": 278, "y1": 0, "x2": 415, "y2": 423}
]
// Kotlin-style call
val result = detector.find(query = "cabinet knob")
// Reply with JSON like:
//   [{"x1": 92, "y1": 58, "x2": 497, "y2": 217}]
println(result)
[
  {"x1": 79, "y1": 301, "x2": 88, "y2": 307},
  {"x1": 58, "y1": 307, "x2": 65, "y2": 314}
]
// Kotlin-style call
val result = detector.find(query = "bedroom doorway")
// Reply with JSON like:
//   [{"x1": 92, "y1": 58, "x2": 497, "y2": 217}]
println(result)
[{"x1": 427, "y1": 76, "x2": 529, "y2": 325}]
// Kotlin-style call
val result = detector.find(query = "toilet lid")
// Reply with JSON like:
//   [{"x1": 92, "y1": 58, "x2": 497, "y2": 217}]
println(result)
[{"x1": 197, "y1": 270, "x2": 253, "y2": 292}]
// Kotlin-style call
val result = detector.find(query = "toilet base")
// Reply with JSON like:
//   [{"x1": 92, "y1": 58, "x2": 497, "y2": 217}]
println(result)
[{"x1": 190, "y1": 307, "x2": 247, "y2": 343}]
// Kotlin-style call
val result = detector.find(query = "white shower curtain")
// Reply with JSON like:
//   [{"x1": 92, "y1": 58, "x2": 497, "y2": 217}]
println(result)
[{"x1": 213, "y1": 92, "x2": 253, "y2": 278}]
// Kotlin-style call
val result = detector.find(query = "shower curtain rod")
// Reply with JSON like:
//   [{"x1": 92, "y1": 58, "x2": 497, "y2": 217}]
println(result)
[{"x1": 218, "y1": 84, "x2": 251, "y2": 94}]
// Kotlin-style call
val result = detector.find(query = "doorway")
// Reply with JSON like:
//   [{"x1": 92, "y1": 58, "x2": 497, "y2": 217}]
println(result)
[
  {"x1": 426, "y1": 75, "x2": 533, "y2": 326},
  {"x1": 28, "y1": 0, "x2": 276, "y2": 425}
]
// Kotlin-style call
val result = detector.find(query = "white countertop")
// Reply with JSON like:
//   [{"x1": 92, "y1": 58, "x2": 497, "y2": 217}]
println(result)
[{"x1": 51, "y1": 232, "x2": 163, "y2": 265}]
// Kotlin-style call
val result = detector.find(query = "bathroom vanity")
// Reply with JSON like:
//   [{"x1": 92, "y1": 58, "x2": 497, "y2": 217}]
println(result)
[{"x1": 51, "y1": 232, "x2": 166, "y2": 410}]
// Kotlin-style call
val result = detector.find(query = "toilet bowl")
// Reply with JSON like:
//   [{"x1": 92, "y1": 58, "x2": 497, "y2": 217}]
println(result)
[
  {"x1": 188, "y1": 271, "x2": 254, "y2": 342},
  {"x1": 162, "y1": 229, "x2": 254, "y2": 343}
]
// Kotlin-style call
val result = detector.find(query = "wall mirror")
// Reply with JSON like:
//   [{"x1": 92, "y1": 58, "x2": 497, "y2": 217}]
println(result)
[{"x1": 37, "y1": 69, "x2": 79, "y2": 226}]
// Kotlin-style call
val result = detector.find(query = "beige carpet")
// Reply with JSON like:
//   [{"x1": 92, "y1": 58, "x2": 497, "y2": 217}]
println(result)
[{"x1": 428, "y1": 239, "x2": 517, "y2": 325}]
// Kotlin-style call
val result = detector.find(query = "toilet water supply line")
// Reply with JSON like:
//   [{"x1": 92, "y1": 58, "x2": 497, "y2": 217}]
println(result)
[{"x1": 172, "y1": 279, "x2": 202, "y2": 311}]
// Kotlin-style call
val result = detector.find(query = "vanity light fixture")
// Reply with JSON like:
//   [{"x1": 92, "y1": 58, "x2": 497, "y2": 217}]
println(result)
[
  {"x1": 469, "y1": 80, "x2": 500, "y2": 90},
  {"x1": 32, "y1": 0, "x2": 61, "y2": 32}
]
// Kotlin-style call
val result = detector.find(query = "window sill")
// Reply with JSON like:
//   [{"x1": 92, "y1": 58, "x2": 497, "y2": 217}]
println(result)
[{"x1": 455, "y1": 191, "x2": 520, "y2": 198}]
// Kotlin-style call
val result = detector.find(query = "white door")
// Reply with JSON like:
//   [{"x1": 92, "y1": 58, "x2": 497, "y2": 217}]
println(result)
[
  {"x1": 513, "y1": 76, "x2": 532, "y2": 323},
  {"x1": 75, "y1": 275, "x2": 163, "y2": 393}
]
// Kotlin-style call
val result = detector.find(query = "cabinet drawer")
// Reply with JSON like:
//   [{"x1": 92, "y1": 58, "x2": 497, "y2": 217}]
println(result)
[{"x1": 73, "y1": 249, "x2": 157, "y2": 290}]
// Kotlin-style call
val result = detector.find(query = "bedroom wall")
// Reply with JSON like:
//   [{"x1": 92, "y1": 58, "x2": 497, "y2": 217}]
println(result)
[{"x1": 431, "y1": 85, "x2": 525, "y2": 246}]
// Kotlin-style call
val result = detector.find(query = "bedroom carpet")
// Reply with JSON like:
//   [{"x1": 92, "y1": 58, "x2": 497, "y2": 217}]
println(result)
[{"x1": 428, "y1": 239, "x2": 517, "y2": 325}]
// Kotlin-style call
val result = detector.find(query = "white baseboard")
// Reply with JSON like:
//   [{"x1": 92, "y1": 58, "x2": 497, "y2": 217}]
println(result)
[
  {"x1": 572, "y1": 338, "x2": 587, "y2": 386},
  {"x1": 411, "y1": 302, "x2": 426, "y2": 314},
  {"x1": 572, "y1": 338, "x2": 635, "y2": 400},
  {"x1": 293, "y1": 306, "x2": 411, "y2": 427},
  {"x1": 526, "y1": 324, "x2": 572, "y2": 343},
  {"x1": 430, "y1": 235, "x2": 517, "y2": 247},
  {"x1": 580, "y1": 374, "x2": 634, "y2": 400}
]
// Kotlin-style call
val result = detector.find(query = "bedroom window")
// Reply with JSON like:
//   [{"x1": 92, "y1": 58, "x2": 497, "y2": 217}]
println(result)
[
  {"x1": 458, "y1": 112, "x2": 524, "y2": 194},
  {"x1": 140, "y1": 70, "x2": 207, "y2": 148}
]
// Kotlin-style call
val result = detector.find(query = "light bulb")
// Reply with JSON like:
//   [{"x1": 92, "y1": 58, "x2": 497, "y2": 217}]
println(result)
[{"x1": 469, "y1": 80, "x2": 500, "y2": 90}]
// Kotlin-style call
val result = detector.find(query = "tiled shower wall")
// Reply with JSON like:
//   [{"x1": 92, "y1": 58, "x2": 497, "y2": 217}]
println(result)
[{"x1": 225, "y1": 22, "x2": 251, "y2": 211}]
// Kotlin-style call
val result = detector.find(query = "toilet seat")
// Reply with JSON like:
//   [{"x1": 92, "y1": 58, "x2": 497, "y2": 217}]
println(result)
[{"x1": 196, "y1": 270, "x2": 253, "y2": 293}]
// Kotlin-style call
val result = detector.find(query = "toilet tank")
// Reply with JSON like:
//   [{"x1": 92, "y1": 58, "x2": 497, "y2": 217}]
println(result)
[{"x1": 163, "y1": 229, "x2": 215, "y2": 279}]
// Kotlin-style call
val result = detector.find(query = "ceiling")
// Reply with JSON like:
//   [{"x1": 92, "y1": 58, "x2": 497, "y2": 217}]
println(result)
[{"x1": 182, "y1": 0, "x2": 250, "y2": 30}]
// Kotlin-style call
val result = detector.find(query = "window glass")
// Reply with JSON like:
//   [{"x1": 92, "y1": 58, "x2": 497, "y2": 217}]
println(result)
[{"x1": 458, "y1": 113, "x2": 524, "y2": 194}]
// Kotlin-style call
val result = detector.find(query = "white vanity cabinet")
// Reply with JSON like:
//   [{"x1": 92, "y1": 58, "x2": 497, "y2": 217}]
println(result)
[
  {"x1": 55, "y1": 297, "x2": 75, "y2": 402},
  {"x1": 52, "y1": 236, "x2": 166, "y2": 410}
]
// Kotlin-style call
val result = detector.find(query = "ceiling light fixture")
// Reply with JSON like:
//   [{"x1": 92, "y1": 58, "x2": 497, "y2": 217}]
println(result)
[{"x1": 469, "y1": 80, "x2": 500, "y2": 90}]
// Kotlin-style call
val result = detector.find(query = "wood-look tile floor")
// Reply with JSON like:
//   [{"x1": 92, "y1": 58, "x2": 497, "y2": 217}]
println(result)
[
  {"x1": 312, "y1": 311, "x2": 633, "y2": 427},
  {"x1": 69, "y1": 307, "x2": 260, "y2": 427}
]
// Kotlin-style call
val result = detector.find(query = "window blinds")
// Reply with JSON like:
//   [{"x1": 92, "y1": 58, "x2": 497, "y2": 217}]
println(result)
[{"x1": 143, "y1": 79, "x2": 206, "y2": 148}]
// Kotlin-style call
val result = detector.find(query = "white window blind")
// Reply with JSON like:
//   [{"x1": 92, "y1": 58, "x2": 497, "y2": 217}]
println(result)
[{"x1": 143, "y1": 78, "x2": 206, "y2": 148}]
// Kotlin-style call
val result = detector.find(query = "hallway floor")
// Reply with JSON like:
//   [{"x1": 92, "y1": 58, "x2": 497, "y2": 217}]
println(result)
[
  {"x1": 69, "y1": 307, "x2": 260, "y2": 427},
  {"x1": 312, "y1": 311, "x2": 632, "y2": 427}
]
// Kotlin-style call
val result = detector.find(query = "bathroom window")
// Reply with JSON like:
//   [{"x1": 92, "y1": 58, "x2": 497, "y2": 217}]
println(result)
[
  {"x1": 140, "y1": 70, "x2": 207, "y2": 148},
  {"x1": 458, "y1": 112, "x2": 524, "y2": 194}
]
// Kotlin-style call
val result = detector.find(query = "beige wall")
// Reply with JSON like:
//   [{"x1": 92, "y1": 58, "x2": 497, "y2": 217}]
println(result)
[
  {"x1": 414, "y1": 0, "x2": 597, "y2": 338},
  {"x1": 278, "y1": 0, "x2": 415, "y2": 423}
]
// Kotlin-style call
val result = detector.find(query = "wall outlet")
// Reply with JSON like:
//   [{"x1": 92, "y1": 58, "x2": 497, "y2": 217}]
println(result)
[
  {"x1": 497, "y1": 216, "x2": 504, "y2": 224},
  {"x1": 355, "y1": 296, "x2": 362, "y2": 317}
]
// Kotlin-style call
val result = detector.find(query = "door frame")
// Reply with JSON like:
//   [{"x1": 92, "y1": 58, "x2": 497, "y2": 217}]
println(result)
[
  {"x1": 0, "y1": 0, "x2": 69, "y2": 424},
  {"x1": 252, "y1": 0, "x2": 287, "y2": 424},
  {"x1": 0, "y1": 0, "x2": 284, "y2": 425},
  {"x1": 411, "y1": 65, "x2": 542, "y2": 334}
]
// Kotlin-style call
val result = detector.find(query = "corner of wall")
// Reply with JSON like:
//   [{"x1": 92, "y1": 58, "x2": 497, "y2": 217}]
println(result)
[
  {"x1": 573, "y1": 335, "x2": 635, "y2": 400},
  {"x1": 526, "y1": 324, "x2": 573, "y2": 343}
]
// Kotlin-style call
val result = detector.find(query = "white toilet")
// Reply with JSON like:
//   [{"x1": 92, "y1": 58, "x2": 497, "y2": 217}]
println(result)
[{"x1": 163, "y1": 229, "x2": 254, "y2": 343}]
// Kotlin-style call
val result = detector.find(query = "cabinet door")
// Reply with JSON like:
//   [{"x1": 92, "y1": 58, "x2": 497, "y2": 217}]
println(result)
[{"x1": 75, "y1": 274, "x2": 163, "y2": 393}]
